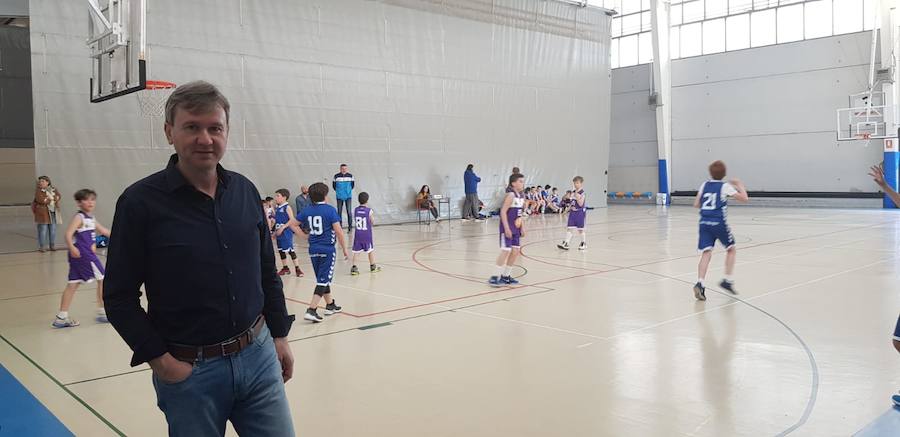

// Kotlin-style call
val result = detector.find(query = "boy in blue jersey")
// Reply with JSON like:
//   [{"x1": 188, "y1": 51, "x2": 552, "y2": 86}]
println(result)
[
  {"x1": 298, "y1": 183, "x2": 349, "y2": 322},
  {"x1": 867, "y1": 164, "x2": 900, "y2": 407},
  {"x1": 692, "y1": 160, "x2": 748, "y2": 301},
  {"x1": 272, "y1": 189, "x2": 304, "y2": 277}
]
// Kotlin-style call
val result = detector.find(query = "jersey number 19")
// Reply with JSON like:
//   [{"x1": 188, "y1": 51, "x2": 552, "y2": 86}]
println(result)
[{"x1": 307, "y1": 216, "x2": 324, "y2": 235}]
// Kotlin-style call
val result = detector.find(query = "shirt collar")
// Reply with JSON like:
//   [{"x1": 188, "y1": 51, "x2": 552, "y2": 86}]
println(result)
[{"x1": 164, "y1": 153, "x2": 231, "y2": 193}]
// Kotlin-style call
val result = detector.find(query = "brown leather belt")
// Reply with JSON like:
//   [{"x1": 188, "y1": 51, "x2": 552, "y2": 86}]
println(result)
[{"x1": 168, "y1": 315, "x2": 265, "y2": 363}]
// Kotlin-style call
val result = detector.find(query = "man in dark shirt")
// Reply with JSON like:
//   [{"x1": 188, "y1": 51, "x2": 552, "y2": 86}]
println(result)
[
  {"x1": 295, "y1": 184, "x2": 311, "y2": 215},
  {"x1": 104, "y1": 81, "x2": 295, "y2": 436}
]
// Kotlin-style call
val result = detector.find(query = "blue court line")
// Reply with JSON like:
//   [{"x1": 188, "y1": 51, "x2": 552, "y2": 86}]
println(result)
[
  {"x1": 854, "y1": 407, "x2": 900, "y2": 436},
  {"x1": 0, "y1": 363, "x2": 73, "y2": 436},
  {"x1": 0, "y1": 334, "x2": 124, "y2": 436}
]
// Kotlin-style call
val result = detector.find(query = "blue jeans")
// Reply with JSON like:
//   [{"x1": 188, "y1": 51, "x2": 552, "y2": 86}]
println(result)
[
  {"x1": 152, "y1": 324, "x2": 295, "y2": 436},
  {"x1": 36, "y1": 212, "x2": 57, "y2": 249}
]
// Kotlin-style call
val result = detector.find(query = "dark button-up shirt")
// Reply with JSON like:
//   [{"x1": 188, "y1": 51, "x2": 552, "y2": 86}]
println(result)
[
  {"x1": 295, "y1": 193, "x2": 311, "y2": 215},
  {"x1": 104, "y1": 154, "x2": 294, "y2": 367}
]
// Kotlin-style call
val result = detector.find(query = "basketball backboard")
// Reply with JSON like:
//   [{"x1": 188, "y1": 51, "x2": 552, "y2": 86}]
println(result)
[
  {"x1": 87, "y1": 0, "x2": 145, "y2": 102},
  {"x1": 836, "y1": 91, "x2": 893, "y2": 141}
]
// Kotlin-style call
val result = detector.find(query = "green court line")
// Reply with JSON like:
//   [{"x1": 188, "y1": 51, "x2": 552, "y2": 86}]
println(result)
[
  {"x1": 0, "y1": 333, "x2": 125, "y2": 436},
  {"x1": 357, "y1": 322, "x2": 393, "y2": 330}
]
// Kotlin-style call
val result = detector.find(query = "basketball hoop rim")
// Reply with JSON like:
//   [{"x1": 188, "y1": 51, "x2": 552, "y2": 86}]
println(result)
[{"x1": 145, "y1": 80, "x2": 176, "y2": 90}]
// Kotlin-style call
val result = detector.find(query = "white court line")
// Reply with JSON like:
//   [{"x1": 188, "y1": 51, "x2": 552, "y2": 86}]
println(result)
[
  {"x1": 602, "y1": 257, "x2": 892, "y2": 342},
  {"x1": 575, "y1": 342, "x2": 594, "y2": 349},
  {"x1": 663, "y1": 236, "x2": 880, "y2": 281}
]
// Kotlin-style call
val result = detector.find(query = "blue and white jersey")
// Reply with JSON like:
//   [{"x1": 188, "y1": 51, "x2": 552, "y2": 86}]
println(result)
[
  {"x1": 298, "y1": 202, "x2": 341, "y2": 253},
  {"x1": 274, "y1": 203, "x2": 290, "y2": 229},
  {"x1": 698, "y1": 180, "x2": 738, "y2": 223}
]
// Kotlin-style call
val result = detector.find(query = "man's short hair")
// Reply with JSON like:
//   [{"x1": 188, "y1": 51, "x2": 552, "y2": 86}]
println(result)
[
  {"x1": 165, "y1": 80, "x2": 230, "y2": 126},
  {"x1": 358, "y1": 192, "x2": 370, "y2": 204},
  {"x1": 308, "y1": 182, "x2": 329, "y2": 203},
  {"x1": 508, "y1": 173, "x2": 524, "y2": 185}
]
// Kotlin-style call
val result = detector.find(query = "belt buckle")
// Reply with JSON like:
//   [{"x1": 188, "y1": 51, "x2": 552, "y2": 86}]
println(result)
[{"x1": 220, "y1": 337, "x2": 240, "y2": 356}]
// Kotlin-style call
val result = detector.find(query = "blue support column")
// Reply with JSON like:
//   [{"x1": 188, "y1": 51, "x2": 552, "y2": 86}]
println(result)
[
  {"x1": 885, "y1": 149, "x2": 899, "y2": 208},
  {"x1": 658, "y1": 159, "x2": 670, "y2": 205}
]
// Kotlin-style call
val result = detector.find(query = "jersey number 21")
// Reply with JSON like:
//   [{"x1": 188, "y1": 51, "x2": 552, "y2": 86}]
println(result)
[{"x1": 701, "y1": 193, "x2": 717, "y2": 210}]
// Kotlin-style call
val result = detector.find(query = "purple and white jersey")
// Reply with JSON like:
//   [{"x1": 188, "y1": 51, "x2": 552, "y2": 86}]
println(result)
[
  {"x1": 68, "y1": 211, "x2": 105, "y2": 283},
  {"x1": 352, "y1": 206, "x2": 374, "y2": 252},
  {"x1": 73, "y1": 211, "x2": 97, "y2": 251},
  {"x1": 500, "y1": 190, "x2": 525, "y2": 235},
  {"x1": 570, "y1": 189, "x2": 587, "y2": 213}
]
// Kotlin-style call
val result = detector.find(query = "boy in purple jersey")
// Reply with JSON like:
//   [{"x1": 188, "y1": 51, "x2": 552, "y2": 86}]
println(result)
[
  {"x1": 52, "y1": 189, "x2": 112, "y2": 328},
  {"x1": 558, "y1": 176, "x2": 588, "y2": 251},
  {"x1": 350, "y1": 192, "x2": 381, "y2": 275},
  {"x1": 489, "y1": 173, "x2": 526, "y2": 287}
]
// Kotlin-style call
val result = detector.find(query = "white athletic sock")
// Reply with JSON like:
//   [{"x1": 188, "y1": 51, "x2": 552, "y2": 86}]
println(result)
[
  {"x1": 496, "y1": 265, "x2": 506, "y2": 277},
  {"x1": 564, "y1": 232, "x2": 573, "y2": 244},
  {"x1": 97, "y1": 308, "x2": 106, "y2": 315},
  {"x1": 503, "y1": 266, "x2": 512, "y2": 277},
  {"x1": 697, "y1": 278, "x2": 704, "y2": 285},
  {"x1": 579, "y1": 232, "x2": 586, "y2": 244},
  {"x1": 724, "y1": 275, "x2": 733, "y2": 283},
  {"x1": 57, "y1": 311, "x2": 68, "y2": 319}
]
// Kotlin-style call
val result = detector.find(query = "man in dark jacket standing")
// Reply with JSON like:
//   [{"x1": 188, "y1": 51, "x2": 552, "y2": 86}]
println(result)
[{"x1": 462, "y1": 164, "x2": 482, "y2": 221}]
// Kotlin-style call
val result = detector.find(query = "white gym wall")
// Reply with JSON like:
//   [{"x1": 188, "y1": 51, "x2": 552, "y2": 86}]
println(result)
[
  {"x1": 29, "y1": 0, "x2": 612, "y2": 224},
  {"x1": 608, "y1": 30, "x2": 882, "y2": 195}
]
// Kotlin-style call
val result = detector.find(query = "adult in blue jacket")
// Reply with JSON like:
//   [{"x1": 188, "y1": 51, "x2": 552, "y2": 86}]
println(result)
[
  {"x1": 333, "y1": 164, "x2": 355, "y2": 230},
  {"x1": 462, "y1": 164, "x2": 482, "y2": 221}
]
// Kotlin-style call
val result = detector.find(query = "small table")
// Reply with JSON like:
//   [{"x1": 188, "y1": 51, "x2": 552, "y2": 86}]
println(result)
[{"x1": 432, "y1": 195, "x2": 451, "y2": 221}]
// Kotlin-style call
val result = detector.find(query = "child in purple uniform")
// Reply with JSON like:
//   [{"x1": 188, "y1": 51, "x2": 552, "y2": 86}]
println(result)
[
  {"x1": 489, "y1": 173, "x2": 526, "y2": 287},
  {"x1": 558, "y1": 176, "x2": 587, "y2": 251},
  {"x1": 350, "y1": 192, "x2": 381, "y2": 275},
  {"x1": 52, "y1": 189, "x2": 111, "y2": 328}
]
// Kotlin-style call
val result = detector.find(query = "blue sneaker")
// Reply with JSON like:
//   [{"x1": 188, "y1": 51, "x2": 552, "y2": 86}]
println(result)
[
  {"x1": 893, "y1": 394, "x2": 900, "y2": 408},
  {"x1": 51, "y1": 316, "x2": 80, "y2": 328},
  {"x1": 719, "y1": 279, "x2": 738, "y2": 295},
  {"x1": 488, "y1": 276, "x2": 503, "y2": 287},
  {"x1": 502, "y1": 276, "x2": 519, "y2": 285},
  {"x1": 693, "y1": 282, "x2": 706, "y2": 301}
]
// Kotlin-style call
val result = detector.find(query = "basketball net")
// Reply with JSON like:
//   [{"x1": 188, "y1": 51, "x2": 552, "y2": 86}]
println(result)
[{"x1": 137, "y1": 80, "x2": 176, "y2": 117}]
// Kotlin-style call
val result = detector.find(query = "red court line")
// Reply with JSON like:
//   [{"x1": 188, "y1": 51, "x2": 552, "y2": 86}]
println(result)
[{"x1": 290, "y1": 218, "x2": 890, "y2": 320}]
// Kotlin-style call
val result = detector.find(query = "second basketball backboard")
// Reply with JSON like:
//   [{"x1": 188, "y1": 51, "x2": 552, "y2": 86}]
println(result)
[{"x1": 87, "y1": 0, "x2": 145, "y2": 102}]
